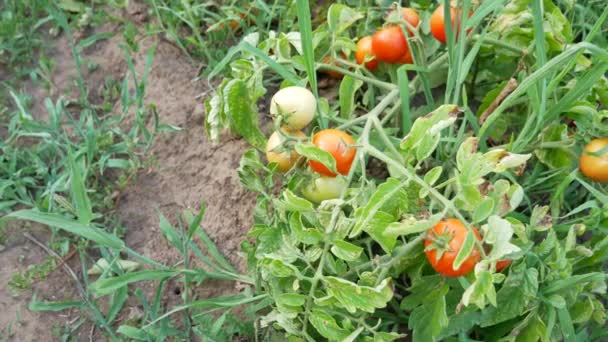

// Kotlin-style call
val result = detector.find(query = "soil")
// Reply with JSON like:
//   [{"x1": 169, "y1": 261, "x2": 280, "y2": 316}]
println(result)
[{"x1": 0, "y1": 4, "x2": 257, "y2": 341}]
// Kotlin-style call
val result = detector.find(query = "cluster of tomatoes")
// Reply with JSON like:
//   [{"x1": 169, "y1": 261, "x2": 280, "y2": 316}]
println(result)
[
  {"x1": 265, "y1": 86, "x2": 356, "y2": 203},
  {"x1": 355, "y1": 5, "x2": 465, "y2": 71}
]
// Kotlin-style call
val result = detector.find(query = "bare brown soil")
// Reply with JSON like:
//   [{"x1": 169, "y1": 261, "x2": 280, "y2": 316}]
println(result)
[{"x1": 1, "y1": 6, "x2": 256, "y2": 341}]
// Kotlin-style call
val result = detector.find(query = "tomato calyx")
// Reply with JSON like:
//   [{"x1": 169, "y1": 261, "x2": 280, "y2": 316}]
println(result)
[{"x1": 424, "y1": 227, "x2": 455, "y2": 262}]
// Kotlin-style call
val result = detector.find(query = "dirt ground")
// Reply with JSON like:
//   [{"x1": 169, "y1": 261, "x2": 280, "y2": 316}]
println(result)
[{"x1": 0, "y1": 6, "x2": 257, "y2": 341}]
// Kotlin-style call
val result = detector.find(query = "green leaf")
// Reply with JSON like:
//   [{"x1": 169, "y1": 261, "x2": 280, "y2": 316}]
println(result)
[
  {"x1": 385, "y1": 213, "x2": 444, "y2": 237},
  {"x1": 351, "y1": 178, "x2": 409, "y2": 238},
  {"x1": 117, "y1": 325, "x2": 148, "y2": 340},
  {"x1": 277, "y1": 293, "x2": 306, "y2": 307},
  {"x1": 423, "y1": 166, "x2": 443, "y2": 186},
  {"x1": 409, "y1": 284, "x2": 449, "y2": 342},
  {"x1": 289, "y1": 212, "x2": 323, "y2": 244},
  {"x1": 309, "y1": 309, "x2": 351, "y2": 341},
  {"x1": 339, "y1": 75, "x2": 363, "y2": 119},
  {"x1": 481, "y1": 267, "x2": 538, "y2": 327},
  {"x1": 323, "y1": 277, "x2": 393, "y2": 313},
  {"x1": 462, "y1": 271, "x2": 495, "y2": 308},
  {"x1": 4, "y1": 210, "x2": 125, "y2": 250},
  {"x1": 534, "y1": 124, "x2": 575, "y2": 169},
  {"x1": 516, "y1": 315, "x2": 547, "y2": 342},
  {"x1": 260, "y1": 256, "x2": 298, "y2": 278},
  {"x1": 159, "y1": 213, "x2": 183, "y2": 253},
  {"x1": 279, "y1": 189, "x2": 315, "y2": 212},
  {"x1": 90, "y1": 270, "x2": 180, "y2": 296},
  {"x1": 330, "y1": 240, "x2": 363, "y2": 261},
  {"x1": 401, "y1": 105, "x2": 459, "y2": 161},
  {"x1": 68, "y1": 151, "x2": 93, "y2": 225},
  {"x1": 107, "y1": 285, "x2": 128, "y2": 323},
  {"x1": 473, "y1": 198, "x2": 495, "y2": 223},
  {"x1": 29, "y1": 295, "x2": 84, "y2": 312},
  {"x1": 453, "y1": 231, "x2": 477, "y2": 271},
  {"x1": 327, "y1": 4, "x2": 363, "y2": 34},
  {"x1": 223, "y1": 79, "x2": 265, "y2": 148},
  {"x1": 365, "y1": 211, "x2": 398, "y2": 253},
  {"x1": 237, "y1": 149, "x2": 266, "y2": 193},
  {"x1": 294, "y1": 144, "x2": 337, "y2": 174}
]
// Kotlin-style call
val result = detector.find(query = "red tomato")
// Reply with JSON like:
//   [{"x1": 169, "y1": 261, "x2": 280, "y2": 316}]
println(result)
[
  {"x1": 372, "y1": 26, "x2": 410, "y2": 63},
  {"x1": 309, "y1": 129, "x2": 356, "y2": 177},
  {"x1": 430, "y1": 5, "x2": 472, "y2": 44},
  {"x1": 399, "y1": 7, "x2": 420, "y2": 35},
  {"x1": 425, "y1": 219, "x2": 481, "y2": 277},
  {"x1": 397, "y1": 50, "x2": 413, "y2": 64},
  {"x1": 355, "y1": 36, "x2": 378, "y2": 71},
  {"x1": 496, "y1": 259, "x2": 512, "y2": 272},
  {"x1": 579, "y1": 138, "x2": 608, "y2": 183}
]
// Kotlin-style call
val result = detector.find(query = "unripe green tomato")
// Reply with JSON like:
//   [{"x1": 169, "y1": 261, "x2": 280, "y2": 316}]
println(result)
[
  {"x1": 270, "y1": 86, "x2": 316, "y2": 130},
  {"x1": 301, "y1": 176, "x2": 347, "y2": 203}
]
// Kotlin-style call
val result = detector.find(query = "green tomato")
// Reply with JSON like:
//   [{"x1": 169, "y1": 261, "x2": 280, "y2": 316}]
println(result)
[{"x1": 301, "y1": 176, "x2": 347, "y2": 204}]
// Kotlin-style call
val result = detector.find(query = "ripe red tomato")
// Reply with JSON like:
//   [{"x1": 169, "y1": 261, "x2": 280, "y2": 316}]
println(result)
[
  {"x1": 430, "y1": 5, "x2": 471, "y2": 44},
  {"x1": 580, "y1": 138, "x2": 608, "y2": 183},
  {"x1": 399, "y1": 7, "x2": 420, "y2": 35},
  {"x1": 397, "y1": 50, "x2": 413, "y2": 64},
  {"x1": 355, "y1": 36, "x2": 378, "y2": 71},
  {"x1": 309, "y1": 129, "x2": 356, "y2": 177},
  {"x1": 496, "y1": 259, "x2": 512, "y2": 272},
  {"x1": 425, "y1": 219, "x2": 481, "y2": 277},
  {"x1": 372, "y1": 26, "x2": 410, "y2": 63}
]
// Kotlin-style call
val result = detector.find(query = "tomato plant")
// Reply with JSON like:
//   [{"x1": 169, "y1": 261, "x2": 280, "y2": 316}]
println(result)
[
  {"x1": 579, "y1": 138, "x2": 608, "y2": 183},
  {"x1": 200, "y1": 2, "x2": 608, "y2": 341},
  {"x1": 424, "y1": 219, "x2": 481, "y2": 277},
  {"x1": 430, "y1": 4, "x2": 470, "y2": 44},
  {"x1": 270, "y1": 86, "x2": 317, "y2": 130},
  {"x1": 308, "y1": 129, "x2": 356, "y2": 176},
  {"x1": 301, "y1": 175, "x2": 347, "y2": 203},
  {"x1": 371, "y1": 26, "x2": 409, "y2": 63},
  {"x1": 355, "y1": 36, "x2": 378, "y2": 70},
  {"x1": 265, "y1": 130, "x2": 305, "y2": 171}
]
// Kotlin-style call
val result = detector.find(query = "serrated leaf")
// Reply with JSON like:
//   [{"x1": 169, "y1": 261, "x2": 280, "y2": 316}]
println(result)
[
  {"x1": 223, "y1": 79, "x2": 265, "y2": 148},
  {"x1": 480, "y1": 267, "x2": 538, "y2": 326},
  {"x1": 330, "y1": 240, "x2": 363, "y2": 261},
  {"x1": 385, "y1": 213, "x2": 444, "y2": 237},
  {"x1": 409, "y1": 284, "x2": 449, "y2": 342},
  {"x1": 453, "y1": 231, "x2": 477, "y2": 271},
  {"x1": 294, "y1": 144, "x2": 337, "y2": 174},
  {"x1": 462, "y1": 270, "x2": 495, "y2": 308},
  {"x1": 289, "y1": 212, "x2": 323, "y2": 245},
  {"x1": 323, "y1": 277, "x2": 393, "y2": 313},
  {"x1": 327, "y1": 4, "x2": 363, "y2": 34},
  {"x1": 351, "y1": 178, "x2": 409, "y2": 237},
  {"x1": 401, "y1": 105, "x2": 459, "y2": 161},
  {"x1": 365, "y1": 211, "x2": 398, "y2": 253},
  {"x1": 205, "y1": 93, "x2": 224, "y2": 143},
  {"x1": 339, "y1": 75, "x2": 363, "y2": 119},
  {"x1": 279, "y1": 189, "x2": 315, "y2": 212},
  {"x1": 260, "y1": 256, "x2": 297, "y2": 278},
  {"x1": 309, "y1": 309, "x2": 351, "y2": 340}
]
